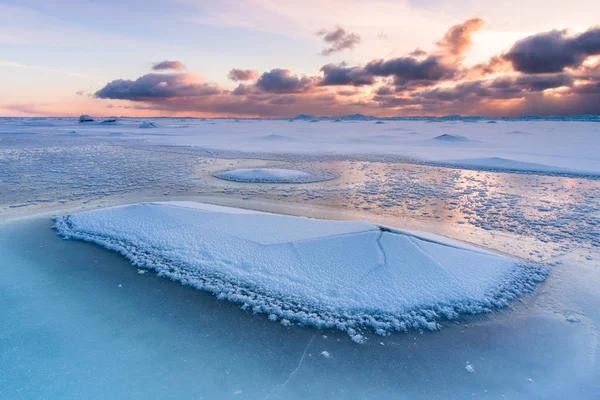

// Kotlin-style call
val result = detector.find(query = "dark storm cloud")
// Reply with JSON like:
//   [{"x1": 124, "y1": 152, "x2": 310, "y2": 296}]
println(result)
[
  {"x1": 317, "y1": 27, "x2": 361, "y2": 56},
  {"x1": 504, "y1": 27, "x2": 600, "y2": 73},
  {"x1": 151, "y1": 60, "x2": 186, "y2": 71}
]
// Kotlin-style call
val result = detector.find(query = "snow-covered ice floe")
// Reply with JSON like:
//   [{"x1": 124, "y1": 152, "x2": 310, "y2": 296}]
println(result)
[
  {"x1": 214, "y1": 168, "x2": 337, "y2": 183},
  {"x1": 53, "y1": 202, "x2": 547, "y2": 339}
]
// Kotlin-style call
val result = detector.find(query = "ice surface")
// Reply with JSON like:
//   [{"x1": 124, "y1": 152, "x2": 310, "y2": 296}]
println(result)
[
  {"x1": 1, "y1": 116, "x2": 600, "y2": 175},
  {"x1": 214, "y1": 168, "x2": 336, "y2": 183},
  {"x1": 440, "y1": 157, "x2": 577, "y2": 174},
  {"x1": 57, "y1": 130, "x2": 83, "y2": 137},
  {"x1": 53, "y1": 201, "x2": 547, "y2": 336}
]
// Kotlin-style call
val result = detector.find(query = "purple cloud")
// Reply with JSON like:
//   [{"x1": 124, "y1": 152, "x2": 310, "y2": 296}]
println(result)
[
  {"x1": 254, "y1": 69, "x2": 316, "y2": 94},
  {"x1": 92, "y1": 19, "x2": 600, "y2": 117},
  {"x1": 152, "y1": 60, "x2": 186, "y2": 71},
  {"x1": 95, "y1": 73, "x2": 220, "y2": 100},
  {"x1": 320, "y1": 64, "x2": 375, "y2": 86},
  {"x1": 504, "y1": 27, "x2": 600, "y2": 73},
  {"x1": 317, "y1": 27, "x2": 361, "y2": 56},
  {"x1": 228, "y1": 69, "x2": 260, "y2": 81}
]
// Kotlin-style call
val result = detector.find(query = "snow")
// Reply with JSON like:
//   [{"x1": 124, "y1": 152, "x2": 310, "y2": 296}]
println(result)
[
  {"x1": 139, "y1": 121, "x2": 157, "y2": 128},
  {"x1": 79, "y1": 115, "x2": 94, "y2": 122},
  {"x1": 53, "y1": 201, "x2": 547, "y2": 336},
  {"x1": 432, "y1": 134, "x2": 470, "y2": 142},
  {"x1": 1, "y1": 116, "x2": 600, "y2": 175},
  {"x1": 214, "y1": 168, "x2": 336, "y2": 183},
  {"x1": 57, "y1": 130, "x2": 82, "y2": 137},
  {"x1": 439, "y1": 157, "x2": 577, "y2": 174}
]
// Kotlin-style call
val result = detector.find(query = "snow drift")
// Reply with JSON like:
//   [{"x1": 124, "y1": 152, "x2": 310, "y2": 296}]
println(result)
[{"x1": 53, "y1": 202, "x2": 547, "y2": 338}]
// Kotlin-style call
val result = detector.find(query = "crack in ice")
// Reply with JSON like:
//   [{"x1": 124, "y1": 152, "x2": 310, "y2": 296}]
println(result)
[
  {"x1": 357, "y1": 229, "x2": 387, "y2": 283},
  {"x1": 264, "y1": 334, "x2": 316, "y2": 399}
]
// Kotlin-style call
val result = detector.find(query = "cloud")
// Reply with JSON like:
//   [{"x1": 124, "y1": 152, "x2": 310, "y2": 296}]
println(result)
[
  {"x1": 436, "y1": 18, "x2": 486, "y2": 58},
  {"x1": 0, "y1": 59, "x2": 88, "y2": 77},
  {"x1": 409, "y1": 48, "x2": 427, "y2": 57},
  {"x1": 317, "y1": 26, "x2": 361, "y2": 56},
  {"x1": 152, "y1": 60, "x2": 186, "y2": 71},
  {"x1": 254, "y1": 69, "x2": 316, "y2": 93},
  {"x1": 0, "y1": 103, "x2": 67, "y2": 116},
  {"x1": 365, "y1": 55, "x2": 457, "y2": 86},
  {"x1": 414, "y1": 73, "x2": 574, "y2": 103},
  {"x1": 91, "y1": 18, "x2": 600, "y2": 117},
  {"x1": 95, "y1": 73, "x2": 220, "y2": 100},
  {"x1": 319, "y1": 64, "x2": 375, "y2": 86},
  {"x1": 504, "y1": 27, "x2": 600, "y2": 73},
  {"x1": 228, "y1": 68, "x2": 260, "y2": 81}
]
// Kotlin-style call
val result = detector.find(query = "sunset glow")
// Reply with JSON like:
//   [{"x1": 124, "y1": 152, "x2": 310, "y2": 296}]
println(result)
[{"x1": 1, "y1": 0, "x2": 599, "y2": 117}]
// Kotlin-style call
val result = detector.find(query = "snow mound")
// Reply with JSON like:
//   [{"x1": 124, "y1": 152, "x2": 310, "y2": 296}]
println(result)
[
  {"x1": 79, "y1": 115, "x2": 94, "y2": 123},
  {"x1": 53, "y1": 202, "x2": 547, "y2": 337},
  {"x1": 214, "y1": 168, "x2": 336, "y2": 183},
  {"x1": 433, "y1": 134, "x2": 470, "y2": 142},
  {"x1": 260, "y1": 134, "x2": 295, "y2": 141},
  {"x1": 139, "y1": 121, "x2": 157, "y2": 129}
]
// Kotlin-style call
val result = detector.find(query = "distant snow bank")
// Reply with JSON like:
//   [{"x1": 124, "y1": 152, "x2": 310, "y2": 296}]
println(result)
[
  {"x1": 214, "y1": 168, "x2": 337, "y2": 183},
  {"x1": 53, "y1": 202, "x2": 547, "y2": 337},
  {"x1": 2, "y1": 117, "x2": 600, "y2": 175}
]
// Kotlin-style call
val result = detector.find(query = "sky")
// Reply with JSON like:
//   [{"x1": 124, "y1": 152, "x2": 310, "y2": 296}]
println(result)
[{"x1": 1, "y1": 0, "x2": 600, "y2": 117}]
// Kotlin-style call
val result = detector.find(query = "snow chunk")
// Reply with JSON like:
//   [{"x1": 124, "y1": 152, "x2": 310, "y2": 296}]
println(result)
[
  {"x1": 139, "y1": 121, "x2": 157, "y2": 129},
  {"x1": 53, "y1": 202, "x2": 547, "y2": 337},
  {"x1": 214, "y1": 168, "x2": 336, "y2": 184},
  {"x1": 79, "y1": 115, "x2": 94, "y2": 123}
]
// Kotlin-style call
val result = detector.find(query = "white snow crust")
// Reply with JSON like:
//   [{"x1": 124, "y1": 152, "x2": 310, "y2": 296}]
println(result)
[
  {"x1": 214, "y1": 168, "x2": 336, "y2": 183},
  {"x1": 53, "y1": 201, "x2": 547, "y2": 336}
]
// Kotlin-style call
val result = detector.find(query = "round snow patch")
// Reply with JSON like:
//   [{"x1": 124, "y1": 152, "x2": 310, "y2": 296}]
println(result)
[{"x1": 214, "y1": 168, "x2": 337, "y2": 183}]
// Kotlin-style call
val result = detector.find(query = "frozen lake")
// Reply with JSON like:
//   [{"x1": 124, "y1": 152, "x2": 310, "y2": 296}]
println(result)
[
  {"x1": 1, "y1": 117, "x2": 600, "y2": 398},
  {"x1": 2, "y1": 216, "x2": 599, "y2": 399}
]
